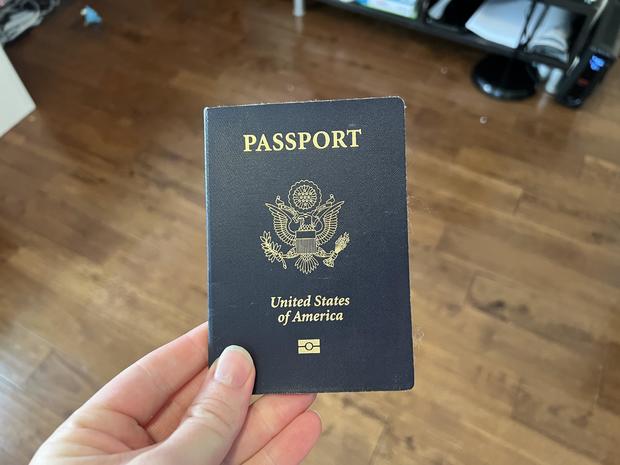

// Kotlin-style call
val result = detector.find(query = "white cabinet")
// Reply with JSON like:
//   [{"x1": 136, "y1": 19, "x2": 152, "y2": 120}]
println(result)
[{"x1": 0, "y1": 46, "x2": 35, "y2": 138}]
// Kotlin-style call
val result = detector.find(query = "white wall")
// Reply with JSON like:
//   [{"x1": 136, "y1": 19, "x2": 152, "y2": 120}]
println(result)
[{"x1": 0, "y1": 46, "x2": 35, "y2": 138}]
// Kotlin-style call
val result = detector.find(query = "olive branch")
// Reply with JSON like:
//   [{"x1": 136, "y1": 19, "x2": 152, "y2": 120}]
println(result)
[{"x1": 260, "y1": 231, "x2": 287, "y2": 269}]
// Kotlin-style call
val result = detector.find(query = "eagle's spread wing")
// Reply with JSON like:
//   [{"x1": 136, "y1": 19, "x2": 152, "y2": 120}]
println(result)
[
  {"x1": 265, "y1": 203, "x2": 296, "y2": 246},
  {"x1": 316, "y1": 201, "x2": 344, "y2": 246}
]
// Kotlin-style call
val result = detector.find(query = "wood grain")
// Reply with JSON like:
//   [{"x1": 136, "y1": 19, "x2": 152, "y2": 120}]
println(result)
[{"x1": 1, "y1": 0, "x2": 619, "y2": 463}]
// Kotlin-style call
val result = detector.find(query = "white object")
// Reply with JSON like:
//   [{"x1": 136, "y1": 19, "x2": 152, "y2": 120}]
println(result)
[
  {"x1": 528, "y1": 6, "x2": 572, "y2": 62},
  {"x1": 0, "y1": 47, "x2": 35, "y2": 137},
  {"x1": 429, "y1": 0, "x2": 452, "y2": 20},
  {"x1": 293, "y1": 0, "x2": 305, "y2": 17},
  {"x1": 358, "y1": 0, "x2": 418, "y2": 18},
  {"x1": 0, "y1": 46, "x2": 35, "y2": 138},
  {"x1": 466, "y1": 0, "x2": 547, "y2": 49},
  {"x1": 466, "y1": 0, "x2": 571, "y2": 61},
  {"x1": 544, "y1": 67, "x2": 565, "y2": 94}
]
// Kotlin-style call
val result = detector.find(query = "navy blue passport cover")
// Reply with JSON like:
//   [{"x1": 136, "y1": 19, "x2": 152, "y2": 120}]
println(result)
[{"x1": 204, "y1": 97, "x2": 414, "y2": 394}]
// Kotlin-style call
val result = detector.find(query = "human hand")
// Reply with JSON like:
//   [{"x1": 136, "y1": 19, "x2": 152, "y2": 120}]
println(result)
[{"x1": 30, "y1": 323, "x2": 321, "y2": 465}]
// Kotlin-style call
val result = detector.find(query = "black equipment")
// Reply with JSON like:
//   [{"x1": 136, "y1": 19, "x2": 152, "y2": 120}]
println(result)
[{"x1": 556, "y1": 0, "x2": 620, "y2": 107}]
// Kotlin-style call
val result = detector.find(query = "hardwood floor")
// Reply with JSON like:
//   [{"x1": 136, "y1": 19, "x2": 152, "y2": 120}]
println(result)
[{"x1": 1, "y1": 1, "x2": 619, "y2": 463}]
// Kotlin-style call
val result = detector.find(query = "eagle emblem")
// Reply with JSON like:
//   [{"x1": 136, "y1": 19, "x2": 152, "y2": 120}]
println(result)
[{"x1": 260, "y1": 180, "x2": 350, "y2": 274}]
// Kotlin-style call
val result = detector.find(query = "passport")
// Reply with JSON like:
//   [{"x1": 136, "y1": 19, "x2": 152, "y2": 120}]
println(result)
[{"x1": 204, "y1": 97, "x2": 414, "y2": 393}]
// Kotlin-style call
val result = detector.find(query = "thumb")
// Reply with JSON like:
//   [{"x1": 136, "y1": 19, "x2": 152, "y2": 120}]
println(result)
[{"x1": 144, "y1": 345, "x2": 255, "y2": 465}]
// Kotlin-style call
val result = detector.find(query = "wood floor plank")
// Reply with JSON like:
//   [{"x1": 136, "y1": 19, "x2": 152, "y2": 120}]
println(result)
[
  {"x1": 456, "y1": 147, "x2": 620, "y2": 239},
  {"x1": 468, "y1": 274, "x2": 619, "y2": 354},
  {"x1": 7, "y1": 243, "x2": 200, "y2": 343},
  {"x1": 410, "y1": 211, "x2": 445, "y2": 248},
  {"x1": 418, "y1": 185, "x2": 620, "y2": 290},
  {"x1": 0, "y1": 262, "x2": 153, "y2": 385},
  {"x1": 0, "y1": 445, "x2": 23, "y2": 465},
  {"x1": 411, "y1": 152, "x2": 523, "y2": 214},
  {"x1": 0, "y1": 378, "x2": 61, "y2": 463},
  {"x1": 581, "y1": 155, "x2": 620, "y2": 192},
  {"x1": 22, "y1": 350, "x2": 98, "y2": 419},
  {"x1": 424, "y1": 300, "x2": 601, "y2": 401},
  {"x1": 372, "y1": 359, "x2": 603, "y2": 465},
  {"x1": 0, "y1": 319, "x2": 51, "y2": 387},
  {"x1": 515, "y1": 192, "x2": 620, "y2": 254},
  {"x1": 599, "y1": 342, "x2": 620, "y2": 417},
  {"x1": 512, "y1": 382, "x2": 620, "y2": 465},
  {"x1": 437, "y1": 221, "x2": 620, "y2": 313},
  {"x1": 410, "y1": 246, "x2": 475, "y2": 308},
  {"x1": 2, "y1": 191, "x2": 129, "y2": 264},
  {"x1": 304, "y1": 394, "x2": 385, "y2": 465}
]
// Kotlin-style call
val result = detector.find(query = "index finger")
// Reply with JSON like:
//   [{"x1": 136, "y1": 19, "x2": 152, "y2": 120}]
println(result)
[{"x1": 86, "y1": 322, "x2": 209, "y2": 425}]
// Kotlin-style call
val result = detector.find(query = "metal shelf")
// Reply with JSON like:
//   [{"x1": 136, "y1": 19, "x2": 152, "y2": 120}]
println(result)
[
  {"x1": 539, "y1": 0, "x2": 606, "y2": 15},
  {"x1": 315, "y1": 0, "x2": 607, "y2": 70}
]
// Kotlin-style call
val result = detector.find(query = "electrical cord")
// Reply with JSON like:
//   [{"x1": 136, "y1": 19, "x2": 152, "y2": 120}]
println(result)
[{"x1": 0, "y1": 0, "x2": 60, "y2": 44}]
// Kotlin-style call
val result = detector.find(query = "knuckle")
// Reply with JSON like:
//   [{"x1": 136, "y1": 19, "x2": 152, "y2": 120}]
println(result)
[{"x1": 187, "y1": 395, "x2": 238, "y2": 438}]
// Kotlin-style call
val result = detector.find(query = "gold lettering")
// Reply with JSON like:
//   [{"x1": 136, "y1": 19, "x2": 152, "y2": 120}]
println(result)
[
  {"x1": 289, "y1": 310, "x2": 345, "y2": 323},
  {"x1": 272, "y1": 132, "x2": 284, "y2": 151},
  {"x1": 331, "y1": 130, "x2": 346, "y2": 148},
  {"x1": 285, "y1": 132, "x2": 297, "y2": 150},
  {"x1": 256, "y1": 134, "x2": 272, "y2": 152},
  {"x1": 243, "y1": 134, "x2": 257, "y2": 152},
  {"x1": 297, "y1": 132, "x2": 311, "y2": 150},
  {"x1": 347, "y1": 129, "x2": 362, "y2": 148},
  {"x1": 312, "y1": 131, "x2": 330, "y2": 150},
  {"x1": 245, "y1": 130, "x2": 362, "y2": 152}
]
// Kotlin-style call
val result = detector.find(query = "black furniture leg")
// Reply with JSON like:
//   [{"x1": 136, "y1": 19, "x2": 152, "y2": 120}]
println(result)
[{"x1": 472, "y1": 0, "x2": 546, "y2": 100}]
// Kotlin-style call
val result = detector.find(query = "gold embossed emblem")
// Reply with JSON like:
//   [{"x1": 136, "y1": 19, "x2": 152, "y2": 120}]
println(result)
[{"x1": 260, "y1": 180, "x2": 350, "y2": 274}]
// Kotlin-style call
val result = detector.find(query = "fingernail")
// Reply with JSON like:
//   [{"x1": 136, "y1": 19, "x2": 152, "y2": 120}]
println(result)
[{"x1": 214, "y1": 345, "x2": 253, "y2": 388}]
